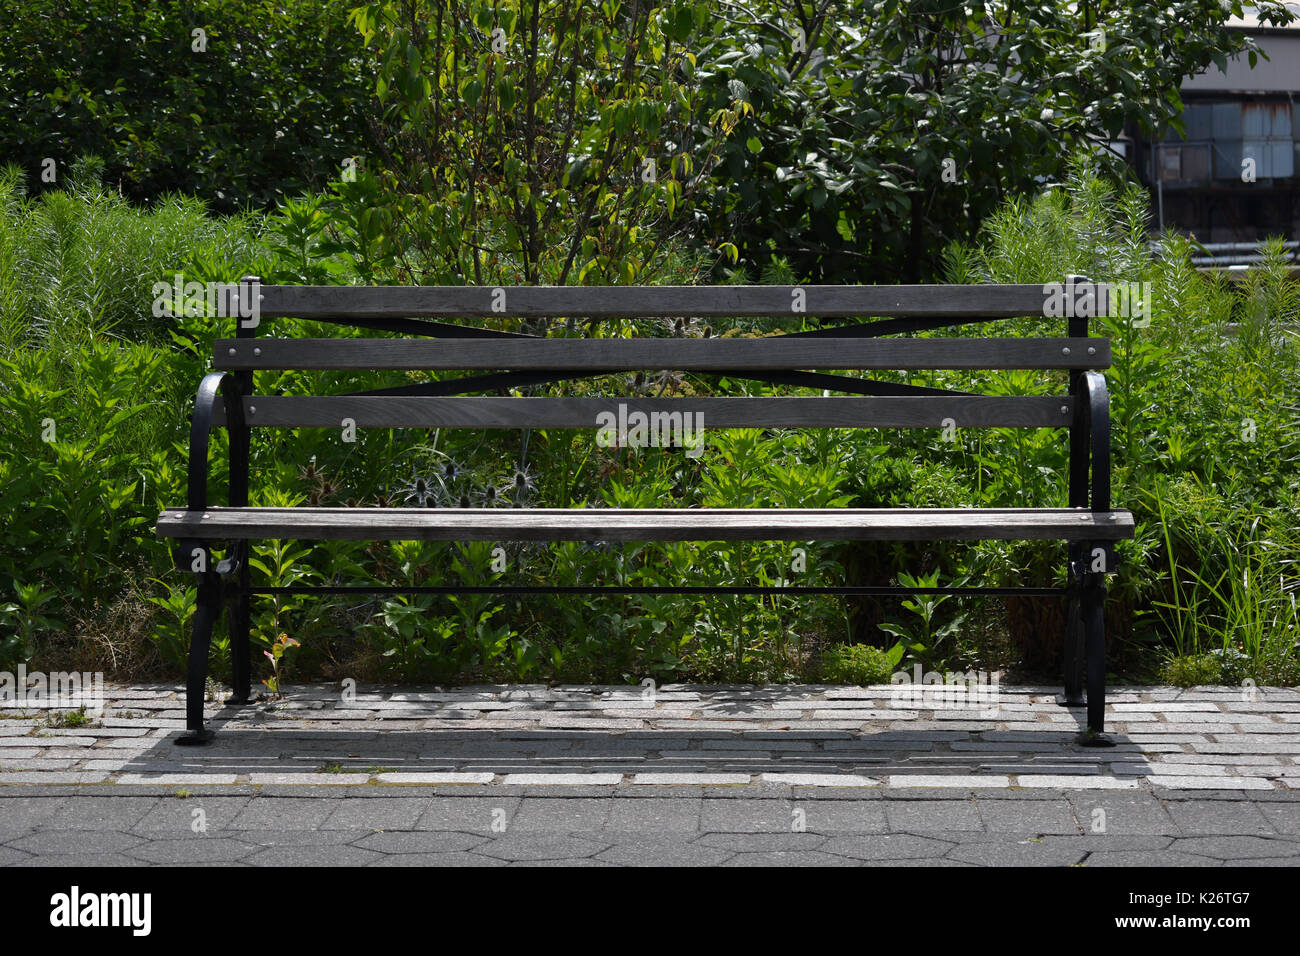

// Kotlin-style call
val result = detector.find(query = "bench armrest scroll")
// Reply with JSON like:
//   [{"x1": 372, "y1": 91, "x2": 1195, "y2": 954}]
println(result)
[
  {"x1": 1081, "y1": 370, "x2": 1111, "y2": 513},
  {"x1": 187, "y1": 371, "x2": 246, "y2": 511}
]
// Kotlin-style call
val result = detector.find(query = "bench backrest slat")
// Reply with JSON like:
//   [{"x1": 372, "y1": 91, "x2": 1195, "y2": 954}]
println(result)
[
  {"x1": 257, "y1": 283, "x2": 1057, "y2": 319},
  {"x1": 213, "y1": 337, "x2": 1109, "y2": 371},
  {"x1": 213, "y1": 395, "x2": 1074, "y2": 430}
]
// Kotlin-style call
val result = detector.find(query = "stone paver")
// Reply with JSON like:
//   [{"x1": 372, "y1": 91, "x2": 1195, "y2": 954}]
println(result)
[{"x1": 1, "y1": 682, "x2": 1298, "y2": 865}]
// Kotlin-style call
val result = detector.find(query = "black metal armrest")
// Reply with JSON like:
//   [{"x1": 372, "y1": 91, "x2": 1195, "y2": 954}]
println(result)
[
  {"x1": 187, "y1": 371, "x2": 246, "y2": 512},
  {"x1": 1080, "y1": 370, "x2": 1112, "y2": 514}
]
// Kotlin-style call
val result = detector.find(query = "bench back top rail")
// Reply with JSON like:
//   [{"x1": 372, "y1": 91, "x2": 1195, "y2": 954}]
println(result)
[{"x1": 250, "y1": 283, "x2": 1085, "y2": 320}]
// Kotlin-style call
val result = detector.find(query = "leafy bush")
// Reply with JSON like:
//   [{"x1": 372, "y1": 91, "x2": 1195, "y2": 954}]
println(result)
[
  {"x1": 819, "y1": 644, "x2": 894, "y2": 686},
  {"x1": 0, "y1": 162, "x2": 265, "y2": 346},
  {"x1": 1160, "y1": 654, "x2": 1222, "y2": 688},
  {"x1": 940, "y1": 161, "x2": 1300, "y2": 679},
  {"x1": 682, "y1": 0, "x2": 1294, "y2": 282},
  {"x1": 0, "y1": 0, "x2": 372, "y2": 211}
]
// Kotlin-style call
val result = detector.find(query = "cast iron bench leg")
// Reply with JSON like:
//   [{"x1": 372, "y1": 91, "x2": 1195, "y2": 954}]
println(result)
[
  {"x1": 226, "y1": 542, "x2": 253, "y2": 706},
  {"x1": 1062, "y1": 591, "x2": 1085, "y2": 707},
  {"x1": 176, "y1": 568, "x2": 222, "y2": 746},
  {"x1": 1061, "y1": 543, "x2": 1085, "y2": 707},
  {"x1": 1080, "y1": 565, "x2": 1114, "y2": 747}
]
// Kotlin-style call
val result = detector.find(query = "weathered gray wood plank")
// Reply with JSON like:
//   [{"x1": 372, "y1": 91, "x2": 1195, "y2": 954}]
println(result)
[
  {"x1": 156, "y1": 506, "x2": 1136, "y2": 542},
  {"x1": 215, "y1": 395, "x2": 1073, "y2": 429},
  {"x1": 257, "y1": 284, "x2": 1055, "y2": 319},
  {"x1": 213, "y1": 337, "x2": 1110, "y2": 371}
]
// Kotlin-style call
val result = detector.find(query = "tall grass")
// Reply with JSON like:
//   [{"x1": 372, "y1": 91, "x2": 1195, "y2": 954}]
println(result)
[
  {"x1": 0, "y1": 160, "x2": 266, "y2": 352},
  {"x1": 0, "y1": 163, "x2": 273, "y2": 669},
  {"x1": 945, "y1": 160, "x2": 1300, "y2": 682}
]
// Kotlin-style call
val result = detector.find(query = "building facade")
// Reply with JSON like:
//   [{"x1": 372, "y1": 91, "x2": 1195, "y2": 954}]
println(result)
[{"x1": 1131, "y1": 7, "x2": 1300, "y2": 243}]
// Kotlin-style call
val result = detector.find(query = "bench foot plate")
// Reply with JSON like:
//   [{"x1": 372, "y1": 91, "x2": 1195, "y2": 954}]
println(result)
[
  {"x1": 174, "y1": 729, "x2": 215, "y2": 747},
  {"x1": 1076, "y1": 730, "x2": 1115, "y2": 748}
]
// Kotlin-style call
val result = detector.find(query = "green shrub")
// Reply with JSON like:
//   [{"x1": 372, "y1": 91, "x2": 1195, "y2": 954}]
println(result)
[
  {"x1": 1160, "y1": 654, "x2": 1223, "y2": 687},
  {"x1": 0, "y1": 0, "x2": 371, "y2": 211},
  {"x1": 0, "y1": 162, "x2": 266, "y2": 348},
  {"x1": 819, "y1": 644, "x2": 894, "y2": 686}
]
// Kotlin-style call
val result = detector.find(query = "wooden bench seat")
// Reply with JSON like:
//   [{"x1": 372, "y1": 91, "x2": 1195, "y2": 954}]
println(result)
[{"x1": 158, "y1": 506, "x2": 1135, "y2": 542}]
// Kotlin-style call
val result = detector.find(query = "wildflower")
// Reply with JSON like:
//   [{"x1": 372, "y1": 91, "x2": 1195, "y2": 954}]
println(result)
[
  {"x1": 476, "y1": 481, "x2": 501, "y2": 507},
  {"x1": 510, "y1": 464, "x2": 537, "y2": 503},
  {"x1": 649, "y1": 368, "x2": 684, "y2": 393},
  {"x1": 396, "y1": 473, "x2": 438, "y2": 507}
]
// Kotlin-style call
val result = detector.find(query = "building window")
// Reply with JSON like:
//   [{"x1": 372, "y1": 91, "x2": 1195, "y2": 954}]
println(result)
[{"x1": 1157, "y1": 101, "x2": 1296, "y2": 183}]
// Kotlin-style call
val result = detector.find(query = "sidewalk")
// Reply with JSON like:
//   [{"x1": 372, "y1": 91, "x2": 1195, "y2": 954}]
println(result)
[{"x1": 2, "y1": 683, "x2": 1298, "y2": 865}]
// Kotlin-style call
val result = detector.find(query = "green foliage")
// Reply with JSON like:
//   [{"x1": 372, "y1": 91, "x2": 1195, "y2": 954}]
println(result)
[
  {"x1": 1160, "y1": 654, "x2": 1223, "y2": 688},
  {"x1": 878, "y1": 570, "x2": 970, "y2": 671},
  {"x1": 43, "y1": 706, "x2": 95, "y2": 729},
  {"x1": 681, "y1": 0, "x2": 1294, "y2": 282},
  {"x1": 0, "y1": 332, "x2": 185, "y2": 643},
  {"x1": 819, "y1": 644, "x2": 893, "y2": 686},
  {"x1": 0, "y1": 162, "x2": 263, "y2": 347},
  {"x1": 144, "y1": 580, "x2": 197, "y2": 671},
  {"x1": 0, "y1": 581, "x2": 61, "y2": 667},
  {"x1": 949, "y1": 161, "x2": 1300, "y2": 676},
  {"x1": 348, "y1": 0, "x2": 721, "y2": 284},
  {"x1": 0, "y1": 0, "x2": 372, "y2": 211}
]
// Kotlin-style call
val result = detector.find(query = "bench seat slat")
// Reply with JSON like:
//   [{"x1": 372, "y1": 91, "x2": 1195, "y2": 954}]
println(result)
[
  {"x1": 258, "y1": 284, "x2": 1055, "y2": 319},
  {"x1": 157, "y1": 507, "x2": 1134, "y2": 542},
  {"x1": 213, "y1": 337, "x2": 1109, "y2": 371},
  {"x1": 219, "y1": 395, "x2": 1074, "y2": 429}
]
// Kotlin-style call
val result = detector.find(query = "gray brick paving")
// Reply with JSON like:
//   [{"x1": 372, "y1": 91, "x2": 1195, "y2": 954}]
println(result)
[
  {"x1": 1164, "y1": 800, "x2": 1276, "y2": 835},
  {"x1": 243, "y1": 844, "x2": 385, "y2": 866},
  {"x1": 885, "y1": 799, "x2": 982, "y2": 831},
  {"x1": 9, "y1": 853, "x2": 152, "y2": 867},
  {"x1": 474, "y1": 834, "x2": 612, "y2": 862},
  {"x1": 720, "y1": 850, "x2": 853, "y2": 866},
  {"x1": 371, "y1": 852, "x2": 508, "y2": 866},
  {"x1": 355, "y1": 830, "x2": 490, "y2": 854},
  {"x1": 1169, "y1": 835, "x2": 1300, "y2": 859},
  {"x1": 977, "y1": 799, "x2": 1079, "y2": 834},
  {"x1": 2, "y1": 682, "x2": 1300, "y2": 864},
  {"x1": 1080, "y1": 850, "x2": 1223, "y2": 867},
  {"x1": 820, "y1": 833, "x2": 957, "y2": 860},
  {"x1": 946, "y1": 840, "x2": 1087, "y2": 866},
  {"x1": 8, "y1": 829, "x2": 144, "y2": 854},
  {"x1": 128, "y1": 838, "x2": 257, "y2": 864},
  {"x1": 320, "y1": 798, "x2": 428, "y2": 830}
]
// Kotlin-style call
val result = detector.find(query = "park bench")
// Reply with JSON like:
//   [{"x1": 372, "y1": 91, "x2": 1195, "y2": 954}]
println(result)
[{"x1": 156, "y1": 277, "x2": 1134, "y2": 745}]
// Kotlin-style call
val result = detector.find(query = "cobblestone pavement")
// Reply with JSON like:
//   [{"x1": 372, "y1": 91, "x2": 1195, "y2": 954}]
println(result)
[{"x1": 2, "y1": 683, "x2": 1298, "y2": 865}]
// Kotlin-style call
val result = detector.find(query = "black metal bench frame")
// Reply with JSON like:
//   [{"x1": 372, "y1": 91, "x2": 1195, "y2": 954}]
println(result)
[{"x1": 157, "y1": 276, "x2": 1134, "y2": 745}]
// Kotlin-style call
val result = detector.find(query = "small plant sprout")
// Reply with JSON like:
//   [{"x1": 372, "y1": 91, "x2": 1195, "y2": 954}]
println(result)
[
  {"x1": 263, "y1": 632, "x2": 301, "y2": 699},
  {"x1": 43, "y1": 707, "x2": 94, "y2": 729}
]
